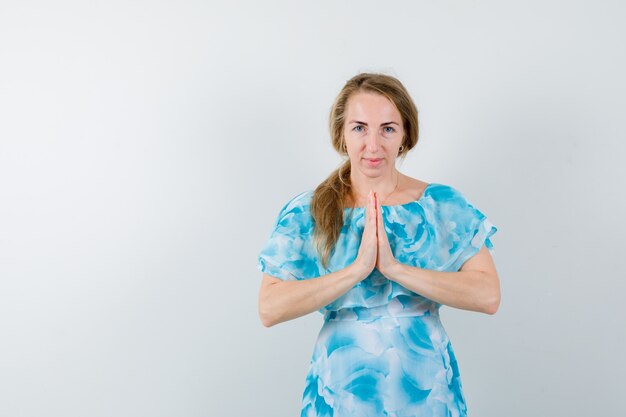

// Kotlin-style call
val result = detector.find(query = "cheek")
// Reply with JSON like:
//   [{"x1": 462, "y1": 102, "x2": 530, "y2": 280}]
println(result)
[{"x1": 344, "y1": 134, "x2": 362, "y2": 148}]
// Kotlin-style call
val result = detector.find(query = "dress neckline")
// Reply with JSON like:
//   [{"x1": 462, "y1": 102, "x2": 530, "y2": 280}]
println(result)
[{"x1": 343, "y1": 183, "x2": 434, "y2": 211}]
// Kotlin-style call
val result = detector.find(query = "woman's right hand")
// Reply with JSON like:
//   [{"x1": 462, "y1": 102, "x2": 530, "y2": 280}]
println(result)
[{"x1": 352, "y1": 190, "x2": 378, "y2": 279}]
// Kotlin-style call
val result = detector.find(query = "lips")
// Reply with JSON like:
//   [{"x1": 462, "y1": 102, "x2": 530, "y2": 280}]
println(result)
[{"x1": 364, "y1": 158, "x2": 383, "y2": 167}]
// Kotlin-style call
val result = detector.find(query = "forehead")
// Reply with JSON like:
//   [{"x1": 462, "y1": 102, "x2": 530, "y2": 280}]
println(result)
[{"x1": 345, "y1": 91, "x2": 401, "y2": 121}]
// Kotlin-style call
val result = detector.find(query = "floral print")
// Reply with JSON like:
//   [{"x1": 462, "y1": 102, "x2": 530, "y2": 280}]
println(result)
[{"x1": 257, "y1": 183, "x2": 497, "y2": 416}]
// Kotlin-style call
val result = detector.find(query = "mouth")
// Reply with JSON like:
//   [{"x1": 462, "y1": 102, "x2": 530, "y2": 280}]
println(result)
[{"x1": 363, "y1": 158, "x2": 384, "y2": 167}]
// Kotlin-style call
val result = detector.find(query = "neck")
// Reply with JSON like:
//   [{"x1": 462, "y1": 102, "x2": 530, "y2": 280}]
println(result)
[{"x1": 349, "y1": 168, "x2": 401, "y2": 205}]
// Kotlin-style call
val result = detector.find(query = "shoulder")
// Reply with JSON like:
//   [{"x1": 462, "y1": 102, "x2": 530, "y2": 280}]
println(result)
[
  {"x1": 276, "y1": 190, "x2": 313, "y2": 218},
  {"x1": 425, "y1": 183, "x2": 489, "y2": 225},
  {"x1": 425, "y1": 182, "x2": 465, "y2": 201},
  {"x1": 398, "y1": 176, "x2": 466, "y2": 205},
  {"x1": 272, "y1": 190, "x2": 314, "y2": 232},
  {"x1": 423, "y1": 182, "x2": 479, "y2": 215}
]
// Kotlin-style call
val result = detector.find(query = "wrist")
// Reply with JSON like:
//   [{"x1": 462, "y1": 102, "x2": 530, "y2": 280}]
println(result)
[
  {"x1": 347, "y1": 261, "x2": 371, "y2": 281},
  {"x1": 381, "y1": 261, "x2": 406, "y2": 281}
]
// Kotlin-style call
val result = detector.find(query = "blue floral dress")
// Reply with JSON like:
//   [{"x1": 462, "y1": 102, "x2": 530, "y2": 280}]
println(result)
[{"x1": 257, "y1": 183, "x2": 497, "y2": 417}]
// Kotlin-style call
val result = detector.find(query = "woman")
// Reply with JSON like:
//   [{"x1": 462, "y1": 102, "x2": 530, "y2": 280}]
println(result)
[{"x1": 257, "y1": 73, "x2": 500, "y2": 417}]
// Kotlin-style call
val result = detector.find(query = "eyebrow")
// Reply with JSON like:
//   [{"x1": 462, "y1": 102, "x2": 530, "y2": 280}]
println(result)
[{"x1": 348, "y1": 120, "x2": 400, "y2": 126}]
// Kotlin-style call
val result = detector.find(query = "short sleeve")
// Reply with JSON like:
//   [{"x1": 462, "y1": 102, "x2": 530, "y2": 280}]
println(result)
[
  {"x1": 256, "y1": 191, "x2": 316, "y2": 281},
  {"x1": 434, "y1": 185, "x2": 498, "y2": 272}
]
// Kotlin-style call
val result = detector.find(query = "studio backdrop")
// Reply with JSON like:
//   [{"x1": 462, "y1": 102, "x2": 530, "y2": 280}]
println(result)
[{"x1": 0, "y1": 1, "x2": 624, "y2": 416}]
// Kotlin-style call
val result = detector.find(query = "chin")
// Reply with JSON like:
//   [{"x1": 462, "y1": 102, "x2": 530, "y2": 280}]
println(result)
[{"x1": 360, "y1": 169, "x2": 386, "y2": 178}]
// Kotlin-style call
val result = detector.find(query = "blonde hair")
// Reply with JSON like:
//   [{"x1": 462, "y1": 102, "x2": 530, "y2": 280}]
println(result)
[{"x1": 311, "y1": 73, "x2": 419, "y2": 268}]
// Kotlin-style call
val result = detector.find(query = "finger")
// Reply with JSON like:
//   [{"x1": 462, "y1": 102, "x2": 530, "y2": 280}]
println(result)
[
  {"x1": 372, "y1": 191, "x2": 377, "y2": 225},
  {"x1": 377, "y1": 204, "x2": 389, "y2": 245},
  {"x1": 370, "y1": 191, "x2": 378, "y2": 234},
  {"x1": 375, "y1": 199, "x2": 382, "y2": 241},
  {"x1": 366, "y1": 190, "x2": 372, "y2": 219},
  {"x1": 365, "y1": 191, "x2": 375, "y2": 240}
]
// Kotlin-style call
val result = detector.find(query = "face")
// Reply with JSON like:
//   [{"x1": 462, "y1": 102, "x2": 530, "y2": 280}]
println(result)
[{"x1": 343, "y1": 91, "x2": 405, "y2": 178}]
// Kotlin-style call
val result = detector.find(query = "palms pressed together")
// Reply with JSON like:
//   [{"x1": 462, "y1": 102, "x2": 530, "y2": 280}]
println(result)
[{"x1": 355, "y1": 191, "x2": 400, "y2": 278}]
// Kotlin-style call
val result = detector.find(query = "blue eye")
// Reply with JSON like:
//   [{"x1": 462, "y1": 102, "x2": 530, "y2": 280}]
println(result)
[
  {"x1": 383, "y1": 126, "x2": 396, "y2": 133},
  {"x1": 353, "y1": 125, "x2": 365, "y2": 132}
]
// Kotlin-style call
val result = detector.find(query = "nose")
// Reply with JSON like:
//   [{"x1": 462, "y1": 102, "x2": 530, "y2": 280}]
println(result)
[{"x1": 366, "y1": 130, "x2": 381, "y2": 152}]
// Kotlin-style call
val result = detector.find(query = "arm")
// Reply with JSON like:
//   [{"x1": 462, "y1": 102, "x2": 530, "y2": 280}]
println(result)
[
  {"x1": 382, "y1": 246, "x2": 501, "y2": 314},
  {"x1": 258, "y1": 264, "x2": 367, "y2": 327},
  {"x1": 259, "y1": 190, "x2": 379, "y2": 327}
]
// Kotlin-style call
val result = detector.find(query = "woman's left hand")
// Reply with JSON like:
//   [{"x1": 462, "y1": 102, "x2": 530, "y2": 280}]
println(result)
[{"x1": 375, "y1": 199, "x2": 400, "y2": 276}]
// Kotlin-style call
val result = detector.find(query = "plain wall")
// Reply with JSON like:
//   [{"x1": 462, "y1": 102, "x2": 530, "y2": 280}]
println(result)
[{"x1": 1, "y1": 1, "x2": 624, "y2": 416}]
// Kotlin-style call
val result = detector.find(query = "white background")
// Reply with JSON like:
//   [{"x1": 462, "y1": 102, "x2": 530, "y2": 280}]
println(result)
[{"x1": 1, "y1": 1, "x2": 624, "y2": 416}]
